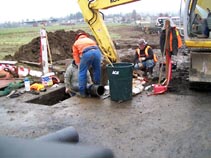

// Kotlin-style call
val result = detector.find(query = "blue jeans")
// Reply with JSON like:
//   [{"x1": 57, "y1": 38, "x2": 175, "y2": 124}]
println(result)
[
  {"x1": 79, "y1": 47, "x2": 101, "y2": 95},
  {"x1": 134, "y1": 59, "x2": 155, "y2": 70}
]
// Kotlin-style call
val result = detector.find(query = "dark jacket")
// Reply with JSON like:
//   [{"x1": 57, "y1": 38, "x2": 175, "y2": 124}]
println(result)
[
  {"x1": 160, "y1": 27, "x2": 182, "y2": 55},
  {"x1": 134, "y1": 45, "x2": 154, "y2": 64}
]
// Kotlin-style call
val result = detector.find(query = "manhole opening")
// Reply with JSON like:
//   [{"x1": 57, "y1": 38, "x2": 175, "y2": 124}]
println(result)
[{"x1": 26, "y1": 87, "x2": 71, "y2": 106}]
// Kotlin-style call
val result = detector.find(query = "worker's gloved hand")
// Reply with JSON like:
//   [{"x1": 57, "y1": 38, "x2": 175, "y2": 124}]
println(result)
[
  {"x1": 141, "y1": 57, "x2": 146, "y2": 61},
  {"x1": 138, "y1": 63, "x2": 143, "y2": 68}
]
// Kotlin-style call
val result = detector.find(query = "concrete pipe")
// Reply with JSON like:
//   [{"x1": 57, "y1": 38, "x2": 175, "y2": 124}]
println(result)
[{"x1": 36, "y1": 126, "x2": 79, "y2": 143}]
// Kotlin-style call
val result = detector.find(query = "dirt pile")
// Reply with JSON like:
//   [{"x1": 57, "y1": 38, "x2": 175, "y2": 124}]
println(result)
[
  {"x1": 4, "y1": 26, "x2": 160, "y2": 63},
  {"x1": 5, "y1": 30, "x2": 81, "y2": 63}
]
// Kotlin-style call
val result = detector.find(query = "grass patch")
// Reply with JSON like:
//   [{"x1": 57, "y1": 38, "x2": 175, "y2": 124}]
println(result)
[
  {"x1": 0, "y1": 24, "x2": 88, "y2": 60},
  {"x1": 0, "y1": 23, "x2": 133, "y2": 60}
]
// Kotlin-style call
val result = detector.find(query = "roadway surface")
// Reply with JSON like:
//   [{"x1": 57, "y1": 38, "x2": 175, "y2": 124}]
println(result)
[{"x1": 0, "y1": 84, "x2": 211, "y2": 158}]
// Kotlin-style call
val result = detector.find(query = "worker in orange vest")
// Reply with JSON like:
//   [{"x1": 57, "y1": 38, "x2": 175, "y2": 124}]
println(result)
[
  {"x1": 159, "y1": 18, "x2": 182, "y2": 85},
  {"x1": 72, "y1": 32, "x2": 101, "y2": 98},
  {"x1": 160, "y1": 19, "x2": 182, "y2": 56},
  {"x1": 134, "y1": 39, "x2": 158, "y2": 78}
]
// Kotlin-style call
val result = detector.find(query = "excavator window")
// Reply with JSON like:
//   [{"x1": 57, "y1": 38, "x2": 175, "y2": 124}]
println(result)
[{"x1": 188, "y1": 1, "x2": 210, "y2": 38}]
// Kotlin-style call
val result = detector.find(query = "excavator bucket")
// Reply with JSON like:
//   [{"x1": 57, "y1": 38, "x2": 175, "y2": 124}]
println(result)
[{"x1": 189, "y1": 52, "x2": 211, "y2": 83}]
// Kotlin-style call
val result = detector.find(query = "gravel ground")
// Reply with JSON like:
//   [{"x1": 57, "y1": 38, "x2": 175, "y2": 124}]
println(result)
[
  {"x1": 1, "y1": 25, "x2": 211, "y2": 158},
  {"x1": 0, "y1": 82, "x2": 211, "y2": 158}
]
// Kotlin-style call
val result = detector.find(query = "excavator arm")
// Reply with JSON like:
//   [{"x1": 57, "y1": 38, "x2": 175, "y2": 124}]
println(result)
[{"x1": 77, "y1": 0, "x2": 140, "y2": 63}]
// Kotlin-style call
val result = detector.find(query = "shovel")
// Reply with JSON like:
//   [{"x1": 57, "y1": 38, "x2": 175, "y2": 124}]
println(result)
[{"x1": 153, "y1": 28, "x2": 171, "y2": 95}]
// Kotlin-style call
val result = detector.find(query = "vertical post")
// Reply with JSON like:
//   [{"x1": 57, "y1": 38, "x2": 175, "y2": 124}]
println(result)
[{"x1": 40, "y1": 26, "x2": 49, "y2": 75}]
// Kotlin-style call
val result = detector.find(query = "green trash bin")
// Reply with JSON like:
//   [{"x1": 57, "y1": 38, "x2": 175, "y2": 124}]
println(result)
[{"x1": 106, "y1": 62, "x2": 134, "y2": 102}]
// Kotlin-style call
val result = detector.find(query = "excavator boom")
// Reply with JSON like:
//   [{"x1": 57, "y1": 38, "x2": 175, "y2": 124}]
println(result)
[{"x1": 77, "y1": 0, "x2": 140, "y2": 63}]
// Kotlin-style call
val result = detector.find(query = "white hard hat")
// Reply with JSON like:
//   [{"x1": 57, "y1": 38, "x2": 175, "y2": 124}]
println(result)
[{"x1": 138, "y1": 39, "x2": 147, "y2": 46}]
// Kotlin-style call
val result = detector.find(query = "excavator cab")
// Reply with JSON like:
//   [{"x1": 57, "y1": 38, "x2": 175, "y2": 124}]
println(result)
[{"x1": 183, "y1": 0, "x2": 211, "y2": 85}]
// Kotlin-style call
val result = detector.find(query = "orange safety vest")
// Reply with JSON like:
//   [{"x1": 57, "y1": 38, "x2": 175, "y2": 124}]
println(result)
[
  {"x1": 169, "y1": 29, "x2": 183, "y2": 52},
  {"x1": 72, "y1": 35, "x2": 97, "y2": 65},
  {"x1": 136, "y1": 46, "x2": 158, "y2": 63}
]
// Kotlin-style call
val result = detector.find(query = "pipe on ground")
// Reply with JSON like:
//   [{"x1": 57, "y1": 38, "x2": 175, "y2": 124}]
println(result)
[
  {"x1": 36, "y1": 126, "x2": 79, "y2": 143},
  {"x1": 87, "y1": 84, "x2": 105, "y2": 97}
]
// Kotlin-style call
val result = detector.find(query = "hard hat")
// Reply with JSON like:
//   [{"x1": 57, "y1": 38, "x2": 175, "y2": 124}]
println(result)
[
  {"x1": 138, "y1": 39, "x2": 147, "y2": 46},
  {"x1": 75, "y1": 32, "x2": 87, "y2": 40}
]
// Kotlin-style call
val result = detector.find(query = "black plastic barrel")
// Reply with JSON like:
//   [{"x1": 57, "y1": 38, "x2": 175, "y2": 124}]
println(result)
[{"x1": 106, "y1": 62, "x2": 134, "y2": 102}]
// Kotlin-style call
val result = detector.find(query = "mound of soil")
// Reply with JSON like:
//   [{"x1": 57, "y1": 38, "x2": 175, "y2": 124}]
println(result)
[
  {"x1": 4, "y1": 26, "x2": 160, "y2": 63},
  {"x1": 5, "y1": 30, "x2": 83, "y2": 63}
]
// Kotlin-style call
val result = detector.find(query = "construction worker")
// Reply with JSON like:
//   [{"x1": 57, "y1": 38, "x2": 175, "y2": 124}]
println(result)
[
  {"x1": 159, "y1": 18, "x2": 182, "y2": 85},
  {"x1": 72, "y1": 32, "x2": 101, "y2": 97},
  {"x1": 160, "y1": 18, "x2": 182, "y2": 56},
  {"x1": 207, "y1": 8, "x2": 211, "y2": 17},
  {"x1": 134, "y1": 39, "x2": 157, "y2": 78},
  {"x1": 203, "y1": 8, "x2": 211, "y2": 37},
  {"x1": 64, "y1": 60, "x2": 92, "y2": 96}
]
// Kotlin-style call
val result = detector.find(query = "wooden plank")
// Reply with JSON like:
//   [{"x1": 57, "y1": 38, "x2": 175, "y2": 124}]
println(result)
[
  {"x1": 0, "y1": 61, "x2": 17, "y2": 65},
  {"x1": 19, "y1": 60, "x2": 41, "y2": 66}
]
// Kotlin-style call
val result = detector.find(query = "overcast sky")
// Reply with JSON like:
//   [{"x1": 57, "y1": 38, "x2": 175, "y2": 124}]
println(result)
[{"x1": 0, "y1": 0, "x2": 181, "y2": 23}]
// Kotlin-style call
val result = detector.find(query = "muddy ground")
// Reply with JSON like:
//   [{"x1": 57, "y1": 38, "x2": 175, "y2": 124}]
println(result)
[{"x1": 1, "y1": 25, "x2": 211, "y2": 158}]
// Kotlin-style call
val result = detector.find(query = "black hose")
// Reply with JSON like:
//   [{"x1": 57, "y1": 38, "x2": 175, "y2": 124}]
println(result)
[{"x1": 36, "y1": 126, "x2": 79, "y2": 143}]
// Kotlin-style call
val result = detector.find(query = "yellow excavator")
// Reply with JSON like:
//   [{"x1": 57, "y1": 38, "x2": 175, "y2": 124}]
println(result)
[
  {"x1": 78, "y1": 0, "x2": 211, "y2": 86},
  {"x1": 183, "y1": 0, "x2": 211, "y2": 85}
]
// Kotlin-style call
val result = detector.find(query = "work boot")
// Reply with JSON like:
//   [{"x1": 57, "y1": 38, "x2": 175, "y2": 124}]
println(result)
[
  {"x1": 78, "y1": 94, "x2": 87, "y2": 98},
  {"x1": 148, "y1": 73, "x2": 153, "y2": 80},
  {"x1": 143, "y1": 71, "x2": 147, "y2": 77},
  {"x1": 148, "y1": 68, "x2": 153, "y2": 79},
  {"x1": 149, "y1": 67, "x2": 153, "y2": 74}
]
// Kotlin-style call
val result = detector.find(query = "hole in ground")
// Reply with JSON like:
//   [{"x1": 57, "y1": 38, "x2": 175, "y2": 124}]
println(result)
[{"x1": 26, "y1": 87, "x2": 71, "y2": 106}]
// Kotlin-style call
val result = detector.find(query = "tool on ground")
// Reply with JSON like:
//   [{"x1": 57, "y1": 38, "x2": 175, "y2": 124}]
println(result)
[
  {"x1": 46, "y1": 32, "x2": 54, "y2": 73},
  {"x1": 0, "y1": 81, "x2": 24, "y2": 97},
  {"x1": 6, "y1": 89, "x2": 25, "y2": 98},
  {"x1": 6, "y1": 90, "x2": 18, "y2": 98},
  {"x1": 163, "y1": 49, "x2": 172, "y2": 86}
]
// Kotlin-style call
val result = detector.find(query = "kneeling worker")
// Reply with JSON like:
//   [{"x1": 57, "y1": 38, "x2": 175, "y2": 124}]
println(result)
[
  {"x1": 64, "y1": 60, "x2": 92, "y2": 96},
  {"x1": 133, "y1": 39, "x2": 157, "y2": 78}
]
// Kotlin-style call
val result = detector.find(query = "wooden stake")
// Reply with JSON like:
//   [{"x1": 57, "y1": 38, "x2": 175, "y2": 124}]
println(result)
[{"x1": 46, "y1": 33, "x2": 53, "y2": 65}]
